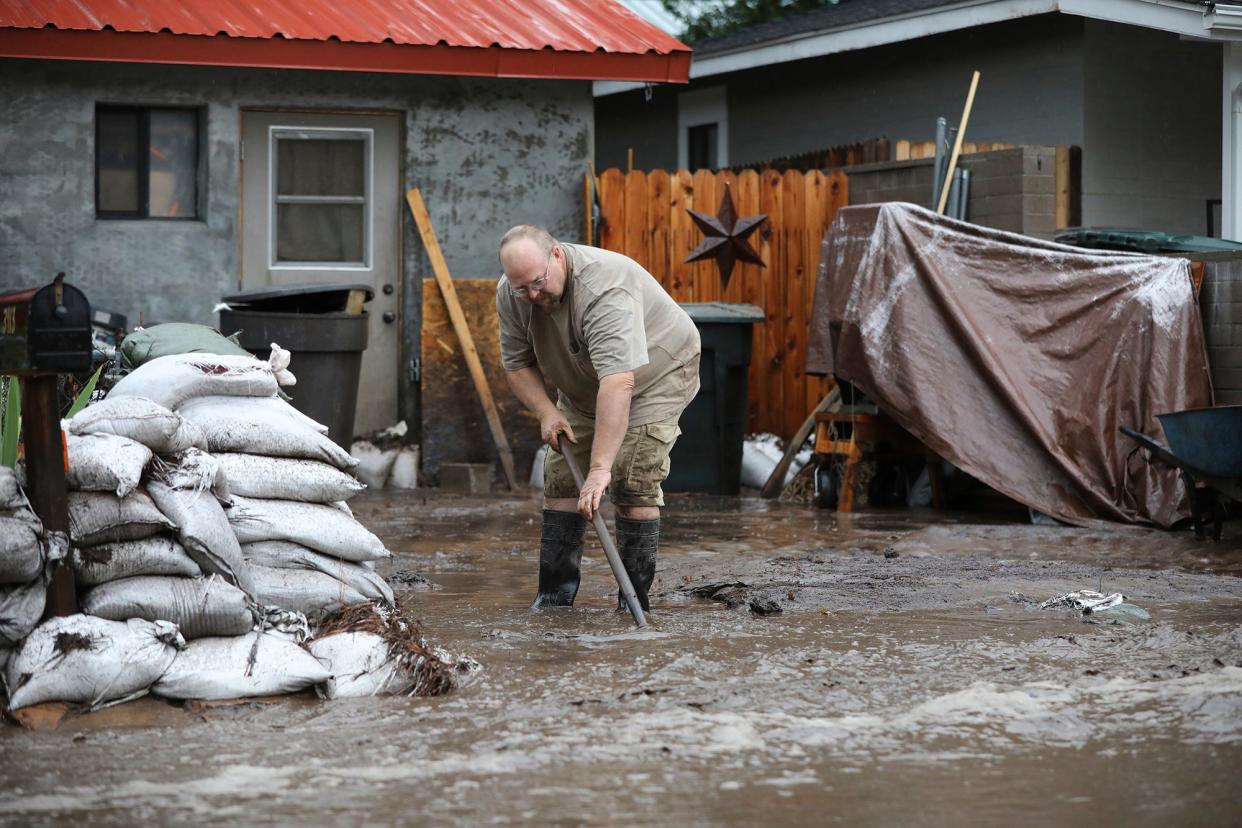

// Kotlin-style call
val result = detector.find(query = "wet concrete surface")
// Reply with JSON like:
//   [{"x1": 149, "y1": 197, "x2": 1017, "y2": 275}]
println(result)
[{"x1": 2, "y1": 491, "x2": 1241, "y2": 826}]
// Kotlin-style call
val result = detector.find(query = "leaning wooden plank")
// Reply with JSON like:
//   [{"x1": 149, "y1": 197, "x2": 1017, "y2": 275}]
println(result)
[
  {"x1": 938, "y1": 70, "x2": 981, "y2": 214},
  {"x1": 406, "y1": 188, "x2": 518, "y2": 490},
  {"x1": 760, "y1": 385, "x2": 840, "y2": 499}
]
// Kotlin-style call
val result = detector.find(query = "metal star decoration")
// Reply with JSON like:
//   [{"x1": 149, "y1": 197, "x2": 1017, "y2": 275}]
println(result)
[{"x1": 685, "y1": 183, "x2": 768, "y2": 291}]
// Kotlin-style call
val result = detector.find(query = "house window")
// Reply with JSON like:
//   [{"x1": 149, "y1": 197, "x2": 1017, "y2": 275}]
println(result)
[
  {"x1": 687, "y1": 123, "x2": 719, "y2": 171},
  {"x1": 95, "y1": 105, "x2": 200, "y2": 219},
  {"x1": 270, "y1": 128, "x2": 371, "y2": 267}
]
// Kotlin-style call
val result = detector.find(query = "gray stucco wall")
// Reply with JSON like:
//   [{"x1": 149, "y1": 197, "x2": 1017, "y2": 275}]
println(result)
[
  {"x1": 1081, "y1": 20, "x2": 1221, "y2": 234},
  {"x1": 0, "y1": 58, "x2": 593, "y2": 326}
]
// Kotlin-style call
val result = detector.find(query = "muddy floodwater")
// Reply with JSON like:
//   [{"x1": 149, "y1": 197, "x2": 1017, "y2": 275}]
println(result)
[{"x1": 3, "y1": 492, "x2": 1242, "y2": 826}]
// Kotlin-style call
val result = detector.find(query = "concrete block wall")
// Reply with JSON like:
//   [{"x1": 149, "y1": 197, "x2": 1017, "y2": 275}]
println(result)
[
  {"x1": 1201, "y1": 260, "x2": 1242, "y2": 404},
  {"x1": 844, "y1": 146, "x2": 1061, "y2": 239}
]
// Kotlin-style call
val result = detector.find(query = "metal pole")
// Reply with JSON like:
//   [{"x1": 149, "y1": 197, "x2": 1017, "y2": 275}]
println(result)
[
  {"x1": 958, "y1": 168, "x2": 972, "y2": 221},
  {"x1": 932, "y1": 117, "x2": 947, "y2": 208},
  {"x1": 556, "y1": 435, "x2": 648, "y2": 628},
  {"x1": 21, "y1": 375, "x2": 76, "y2": 617}
]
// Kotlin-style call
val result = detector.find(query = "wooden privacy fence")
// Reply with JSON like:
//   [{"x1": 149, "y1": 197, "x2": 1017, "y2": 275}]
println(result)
[{"x1": 593, "y1": 168, "x2": 848, "y2": 439}]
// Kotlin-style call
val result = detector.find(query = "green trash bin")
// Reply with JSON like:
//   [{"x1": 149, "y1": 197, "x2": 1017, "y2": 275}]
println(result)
[
  {"x1": 1054, "y1": 228, "x2": 1242, "y2": 254},
  {"x1": 219, "y1": 284, "x2": 372, "y2": 449},
  {"x1": 665, "y1": 303, "x2": 765, "y2": 495}
]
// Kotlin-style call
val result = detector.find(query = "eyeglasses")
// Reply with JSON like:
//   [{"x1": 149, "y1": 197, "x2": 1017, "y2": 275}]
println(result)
[{"x1": 507, "y1": 252, "x2": 553, "y2": 299}]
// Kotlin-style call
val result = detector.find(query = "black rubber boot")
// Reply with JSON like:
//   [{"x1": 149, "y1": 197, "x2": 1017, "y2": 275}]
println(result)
[
  {"x1": 531, "y1": 509, "x2": 587, "y2": 609},
  {"x1": 615, "y1": 516, "x2": 659, "y2": 612}
]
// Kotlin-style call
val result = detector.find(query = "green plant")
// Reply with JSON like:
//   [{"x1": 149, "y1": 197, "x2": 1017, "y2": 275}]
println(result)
[{"x1": 0, "y1": 364, "x2": 102, "y2": 468}]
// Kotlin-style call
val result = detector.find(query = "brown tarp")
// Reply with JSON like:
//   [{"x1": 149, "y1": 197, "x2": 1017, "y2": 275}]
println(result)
[{"x1": 806, "y1": 203, "x2": 1213, "y2": 527}]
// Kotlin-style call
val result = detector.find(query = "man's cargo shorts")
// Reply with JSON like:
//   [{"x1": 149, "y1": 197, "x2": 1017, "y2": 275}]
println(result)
[{"x1": 543, "y1": 408, "x2": 682, "y2": 508}]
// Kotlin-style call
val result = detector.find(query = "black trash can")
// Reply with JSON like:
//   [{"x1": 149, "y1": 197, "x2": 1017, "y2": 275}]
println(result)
[
  {"x1": 219, "y1": 284, "x2": 372, "y2": 448},
  {"x1": 665, "y1": 303, "x2": 765, "y2": 495}
]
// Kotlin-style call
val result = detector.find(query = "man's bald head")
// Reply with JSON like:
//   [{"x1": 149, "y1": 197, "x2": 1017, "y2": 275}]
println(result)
[
  {"x1": 499, "y1": 224, "x2": 564, "y2": 307},
  {"x1": 499, "y1": 225, "x2": 555, "y2": 267}
]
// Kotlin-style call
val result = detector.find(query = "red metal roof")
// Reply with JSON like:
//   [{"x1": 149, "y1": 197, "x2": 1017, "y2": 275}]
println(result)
[{"x1": 0, "y1": 0, "x2": 690, "y2": 82}]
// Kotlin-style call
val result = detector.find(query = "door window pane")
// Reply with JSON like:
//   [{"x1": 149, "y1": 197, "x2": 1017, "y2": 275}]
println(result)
[
  {"x1": 148, "y1": 109, "x2": 198, "y2": 218},
  {"x1": 277, "y1": 139, "x2": 365, "y2": 197},
  {"x1": 277, "y1": 204, "x2": 365, "y2": 263},
  {"x1": 97, "y1": 109, "x2": 141, "y2": 213}
]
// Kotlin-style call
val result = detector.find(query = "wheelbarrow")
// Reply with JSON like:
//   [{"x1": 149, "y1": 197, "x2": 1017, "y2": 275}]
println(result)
[{"x1": 1120, "y1": 405, "x2": 1242, "y2": 540}]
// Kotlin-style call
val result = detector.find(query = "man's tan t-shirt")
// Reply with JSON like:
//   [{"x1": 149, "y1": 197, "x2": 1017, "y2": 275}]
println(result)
[{"x1": 497, "y1": 243, "x2": 701, "y2": 425}]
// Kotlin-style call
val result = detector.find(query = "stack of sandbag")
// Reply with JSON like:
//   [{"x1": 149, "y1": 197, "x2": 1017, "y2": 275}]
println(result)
[
  {"x1": 63, "y1": 392, "x2": 256, "y2": 640},
  {"x1": 170, "y1": 382, "x2": 395, "y2": 620},
  {"x1": 0, "y1": 466, "x2": 66, "y2": 658}
]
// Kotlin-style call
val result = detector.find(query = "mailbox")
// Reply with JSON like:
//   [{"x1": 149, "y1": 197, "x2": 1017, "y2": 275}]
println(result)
[{"x1": 0, "y1": 273, "x2": 92, "y2": 375}]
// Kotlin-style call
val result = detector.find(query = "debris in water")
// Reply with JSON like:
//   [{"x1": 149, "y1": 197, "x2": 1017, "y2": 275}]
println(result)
[
  {"x1": 749, "y1": 598, "x2": 782, "y2": 616},
  {"x1": 1040, "y1": 590, "x2": 1124, "y2": 613}
]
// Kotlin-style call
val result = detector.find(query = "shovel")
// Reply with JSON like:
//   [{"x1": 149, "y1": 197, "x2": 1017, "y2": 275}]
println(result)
[{"x1": 557, "y1": 435, "x2": 648, "y2": 629}]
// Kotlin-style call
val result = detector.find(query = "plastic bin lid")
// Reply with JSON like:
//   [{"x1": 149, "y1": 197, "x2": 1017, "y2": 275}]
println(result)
[
  {"x1": 679, "y1": 302, "x2": 765, "y2": 323},
  {"x1": 1054, "y1": 228, "x2": 1242, "y2": 254},
  {"x1": 222, "y1": 283, "x2": 374, "y2": 304}
]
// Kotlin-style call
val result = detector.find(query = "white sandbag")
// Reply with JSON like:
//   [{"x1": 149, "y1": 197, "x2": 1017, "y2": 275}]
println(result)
[
  {"x1": 349, "y1": 440, "x2": 398, "y2": 489},
  {"x1": 228, "y1": 496, "x2": 390, "y2": 562},
  {"x1": 5, "y1": 614, "x2": 184, "y2": 710},
  {"x1": 389, "y1": 446, "x2": 419, "y2": 489},
  {"x1": 308, "y1": 632, "x2": 410, "y2": 698},
  {"x1": 215, "y1": 454, "x2": 364, "y2": 503},
  {"x1": 248, "y1": 565, "x2": 368, "y2": 619},
  {"x1": 740, "y1": 433, "x2": 786, "y2": 490},
  {"x1": 67, "y1": 396, "x2": 206, "y2": 455},
  {"x1": 81, "y1": 575, "x2": 253, "y2": 639},
  {"x1": 242, "y1": 540, "x2": 393, "y2": 604},
  {"x1": 65, "y1": 432, "x2": 152, "y2": 497},
  {"x1": 72, "y1": 537, "x2": 202, "y2": 586},
  {"x1": 151, "y1": 631, "x2": 330, "y2": 700},
  {"x1": 108, "y1": 352, "x2": 290, "y2": 410},
  {"x1": 157, "y1": 448, "x2": 231, "y2": 504},
  {"x1": 147, "y1": 481, "x2": 253, "y2": 595},
  {"x1": 0, "y1": 466, "x2": 23, "y2": 509},
  {"x1": 68, "y1": 489, "x2": 175, "y2": 546},
  {"x1": 0, "y1": 510, "x2": 43, "y2": 584},
  {"x1": 179, "y1": 396, "x2": 357, "y2": 469},
  {"x1": 0, "y1": 532, "x2": 67, "y2": 648}
]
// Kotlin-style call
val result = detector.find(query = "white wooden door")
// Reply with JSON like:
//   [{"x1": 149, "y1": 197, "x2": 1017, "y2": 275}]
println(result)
[{"x1": 241, "y1": 110, "x2": 400, "y2": 436}]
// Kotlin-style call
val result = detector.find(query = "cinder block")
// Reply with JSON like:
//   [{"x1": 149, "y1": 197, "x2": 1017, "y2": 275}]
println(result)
[
  {"x1": 1021, "y1": 174, "x2": 1056, "y2": 195},
  {"x1": 1211, "y1": 367, "x2": 1242, "y2": 389},
  {"x1": 1206, "y1": 345, "x2": 1242, "y2": 369},
  {"x1": 1214, "y1": 389, "x2": 1242, "y2": 405},
  {"x1": 1024, "y1": 194, "x2": 1056, "y2": 215},
  {"x1": 1023, "y1": 151, "x2": 1053, "y2": 175},
  {"x1": 439, "y1": 462, "x2": 493, "y2": 494}
]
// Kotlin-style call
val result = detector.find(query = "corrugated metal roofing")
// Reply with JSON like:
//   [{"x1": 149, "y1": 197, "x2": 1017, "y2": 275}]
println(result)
[
  {"x1": 0, "y1": 0, "x2": 686, "y2": 55},
  {"x1": 0, "y1": 0, "x2": 690, "y2": 81}
]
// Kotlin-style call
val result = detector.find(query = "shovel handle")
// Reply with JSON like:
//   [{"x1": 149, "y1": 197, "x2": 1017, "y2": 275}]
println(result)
[{"x1": 556, "y1": 435, "x2": 648, "y2": 628}]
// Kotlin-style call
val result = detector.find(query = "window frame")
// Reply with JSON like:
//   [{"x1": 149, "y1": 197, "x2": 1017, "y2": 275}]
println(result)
[
  {"x1": 94, "y1": 104, "x2": 202, "y2": 221},
  {"x1": 266, "y1": 125, "x2": 374, "y2": 271}
]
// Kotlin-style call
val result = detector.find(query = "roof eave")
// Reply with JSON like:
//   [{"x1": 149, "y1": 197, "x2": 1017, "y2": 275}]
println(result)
[{"x1": 0, "y1": 27, "x2": 692, "y2": 83}]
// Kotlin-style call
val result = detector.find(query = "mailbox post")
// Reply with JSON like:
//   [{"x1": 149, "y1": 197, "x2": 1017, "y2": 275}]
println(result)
[{"x1": 0, "y1": 273, "x2": 93, "y2": 617}]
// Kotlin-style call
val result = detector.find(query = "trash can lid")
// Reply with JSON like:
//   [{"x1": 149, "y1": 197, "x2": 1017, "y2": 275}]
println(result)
[
  {"x1": 1055, "y1": 228, "x2": 1242, "y2": 255},
  {"x1": 221, "y1": 283, "x2": 374, "y2": 314},
  {"x1": 679, "y1": 302, "x2": 765, "y2": 323}
]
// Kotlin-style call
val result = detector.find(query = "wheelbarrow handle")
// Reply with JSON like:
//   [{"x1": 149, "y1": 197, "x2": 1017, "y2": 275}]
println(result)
[{"x1": 556, "y1": 435, "x2": 648, "y2": 629}]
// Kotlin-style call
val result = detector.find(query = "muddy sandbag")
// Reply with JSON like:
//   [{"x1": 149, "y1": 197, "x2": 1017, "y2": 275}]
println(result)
[
  {"x1": 65, "y1": 432, "x2": 153, "y2": 497},
  {"x1": 157, "y1": 448, "x2": 231, "y2": 505},
  {"x1": 243, "y1": 540, "x2": 393, "y2": 604},
  {"x1": 0, "y1": 510, "x2": 43, "y2": 585},
  {"x1": 228, "y1": 496, "x2": 390, "y2": 562},
  {"x1": 67, "y1": 396, "x2": 206, "y2": 455},
  {"x1": 310, "y1": 603, "x2": 476, "y2": 700},
  {"x1": 178, "y1": 396, "x2": 357, "y2": 470},
  {"x1": 81, "y1": 575, "x2": 254, "y2": 639},
  {"x1": 0, "y1": 466, "x2": 23, "y2": 510},
  {"x1": 4, "y1": 614, "x2": 184, "y2": 710},
  {"x1": 152, "y1": 631, "x2": 330, "y2": 700},
  {"x1": 248, "y1": 565, "x2": 368, "y2": 618},
  {"x1": 215, "y1": 453, "x2": 364, "y2": 503},
  {"x1": 1, "y1": 533, "x2": 67, "y2": 648},
  {"x1": 147, "y1": 481, "x2": 253, "y2": 595},
  {"x1": 72, "y1": 537, "x2": 202, "y2": 587},
  {"x1": 108, "y1": 352, "x2": 292, "y2": 411},
  {"x1": 68, "y1": 489, "x2": 175, "y2": 546}
]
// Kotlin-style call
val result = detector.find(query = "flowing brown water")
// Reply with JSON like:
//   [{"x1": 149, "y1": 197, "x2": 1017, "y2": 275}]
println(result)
[{"x1": 1, "y1": 492, "x2": 1240, "y2": 826}]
